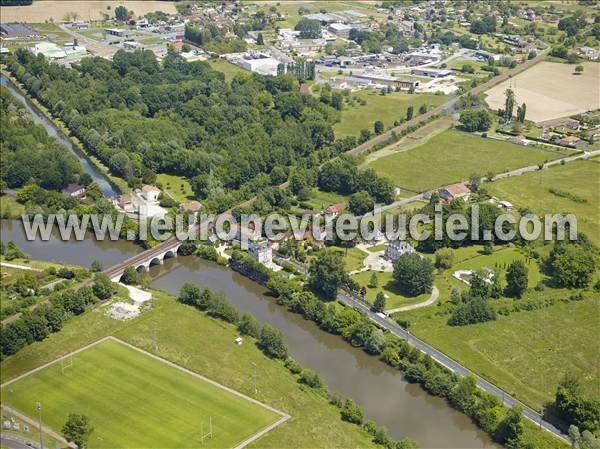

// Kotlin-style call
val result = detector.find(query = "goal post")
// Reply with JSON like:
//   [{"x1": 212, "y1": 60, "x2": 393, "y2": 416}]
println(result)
[
  {"x1": 61, "y1": 355, "x2": 73, "y2": 374},
  {"x1": 200, "y1": 416, "x2": 213, "y2": 445}
]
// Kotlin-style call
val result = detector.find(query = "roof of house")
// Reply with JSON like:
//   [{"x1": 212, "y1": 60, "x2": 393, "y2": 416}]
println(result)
[
  {"x1": 142, "y1": 185, "x2": 160, "y2": 192},
  {"x1": 325, "y1": 202, "x2": 347, "y2": 214},
  {"x1": 118, "y1": 194, "x2": 132, "y2": 203},
  {"x1": 560, "y1": 135, "x2": 581, "y2": 143},
  {"x1": 440, "y1": 183, "x2": 470, "y2": 197},
  {"x1": 299, "y1": 83, "x2": 311, "y2": 94},
  {"x1": 63, "y1": 183, "x2": 84, "y2": 194},
  {"x1": 180, "y1": 201, "x2": 202, "y2": 212}
]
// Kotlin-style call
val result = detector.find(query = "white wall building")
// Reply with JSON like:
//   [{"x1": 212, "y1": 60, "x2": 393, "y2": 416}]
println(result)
[
  {"x1": 384, "y1": 240, "x2": 415, "y2": 262},
  {"x1": 249, "y1": 239, "x2": 273, "y2": 265}
]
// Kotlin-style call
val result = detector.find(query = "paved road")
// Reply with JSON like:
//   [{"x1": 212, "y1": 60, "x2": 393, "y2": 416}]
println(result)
[
  {"x1": 336, "y1": 291, "x2": 568, "y2": 441},
  {"x1": 0, "y1": 434, "x2": 37, "y2": 449},
  {"x1": 385, "y1": 285, "x2": 439, "y2": 314}
]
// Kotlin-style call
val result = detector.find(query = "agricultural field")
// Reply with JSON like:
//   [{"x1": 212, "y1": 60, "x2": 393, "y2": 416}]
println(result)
[
  {"x1": 1, "y1": 338, "x2": 280, "y2": 449},
  {"x1": 484, "y1": 160, "x2": 600, "y2": 245},
  {"x1": 0, "y1": 1, "x2": 177, "y2": 23},
  {"x1": 0, "y1": 292, "x2": 378, "y2": 449},
  {"x1": 398, "y1": 293, "x2": 600, "y2": 410},
  {"x1": 333, "y1": 90, "x2": 447, "y2": 138},
  {"x1": 155, "y1": 174, "x2": 194, "y2": 204},
  {"x1": 485, "y1": 61, "x2": 600, "y2": 124},
  {"x1": 367, "y1": 130, "x2": 559, "y2": 192}
]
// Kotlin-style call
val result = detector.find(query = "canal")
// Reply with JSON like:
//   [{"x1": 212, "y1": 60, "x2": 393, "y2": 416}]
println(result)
[{"x1": 0, "y1": 220, "x2": 499, "y2": 448}]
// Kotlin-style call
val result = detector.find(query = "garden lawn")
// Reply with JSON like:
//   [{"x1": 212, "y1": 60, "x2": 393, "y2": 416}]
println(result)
[
  {"x1": 484, "y1": 160, "x2": 600, "y2": 245},
  {"x1": 367, "y1": 130, "x2": 559, "y2": 191},
  {"x1": 304, "y1": 188, "x2": 348, "y2": 212},
  {"x1": 156, "y1": 173, "x2": 194, "y2": 204},
  {"x1": 1, "y1": 338, "x2": 279, "y2": 449},
  {"x1": 334, "y1": 91, "x2": 446, "y2": 138},
  {"x1": 351, "y1": 270, "x2": 430, "y2": 310},
  {"x1": 207, "y1": 59, "x2": 248, "y2": 82}
]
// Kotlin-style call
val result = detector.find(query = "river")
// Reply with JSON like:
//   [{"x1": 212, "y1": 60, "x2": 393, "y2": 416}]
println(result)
[
  {"x1": 0, "y1": 220, "x2": 499, "y2": 448},
  {"x1": 0, "y1": 74, "x2": 118, "y2": 198}
]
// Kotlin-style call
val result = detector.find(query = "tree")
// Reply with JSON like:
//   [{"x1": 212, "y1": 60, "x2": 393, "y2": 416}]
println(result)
[
  {"x1": 418, "y1": 104, "x2": 427, "y2": 114},
  {"x1": 462, "y1": 64, "x2": 475, "y2": 74},
  {"x1": 294, "y1": 18, "x2": 321, "y2": 38},
  {"x1": 5, "y1": 241, "x2": 28, "y2": 261},
  {"x1": 555, "y1": 372, "x2": 600, "y2": 433},
  {"x1": 393, "y1": 253, "x2": 434, "y2": 296},
  {"x1": 62, "y1": 414, "x2": 93, "y2": 448},
  {"x1": 504, "y1": 89, "x2": 515, "y2": 121},
  {"x1": 368, "y1": 272, "x2": 379, "y2": 288},
  {"x1": 299, "y1": 368, "x2": 325, "y2": 390},
  {"x1": 373, "y1": 291, "x2": 386, "y2": 313},
  {"x1": 406, "y1": 106, "x2": 414, "y2": 121},
  {"x1": 92, "y1": 273, "x2": 114, "y2": 300},
  {"x1": 178, "y1": 240, "x2": 197, "y2": 256},
  {"x1": 494, "y1": 405, "x2": 523, "y2": 447},
  {"x1": 459, "y1": 109, "x2": 491, "y2": 132},
  {"x1": 256, "y1": 32, "x2": 265, "y2": 45},
  {"x1": 341, "y1": 398, "x2": 364, "y2": 424},
  {"x1": 434, "y1": 248, "x2": 454, "y2": 270},
  {"x1": 546, "y1": 244, "x2": 596, "y2": 288},
  {"x1": 373, "y1": 120, "x2": 384, "y2": 135},
  {"x1": 558, "y1": 16, "x2": 586, "y2": 37},
  {"x1": 238, "y1": 312, "x2": 261, "y2": 338},
  {"x1": 120, "y1": 266, "x2": 138, "y2": 285},
  {"x1": 348, "y1": 191, "x2": 375, "y2": 215},
  {"x1": 259, "y1": 324, "x2": 288, "y2": 359},
  {"x1": 114, "y1": 5, "x2": 131, "y2": 21},
  {"x1": 517, "y1": 103, "x2": 527, "y2": 123},
  {"x1": 448, "y1": 297, "x2": 496, "y2": 326},
  {"x1": 178, "y1": 282, "x2": 202, "y2": 307},
  {"x1": 505, "y1": 260, "x2": 528, "y2": 298},
  {"x1": 575, "y1": 65, "x2": 584, "y2": 74},
  {"x1": 91, "y1": 259, "x2": 103, "y2": 272},
  {"x1": 308, "y1": 249, "x2": 347, "y2": 299},
  {"x1": 364, "y1": 328, "x2": 387, "y2": 355}
]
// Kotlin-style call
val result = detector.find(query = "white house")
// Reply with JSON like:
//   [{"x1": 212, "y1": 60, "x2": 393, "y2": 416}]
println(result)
[
  {"x1": 248, "y1": 239, "x2": 273, "y2": 265},
  {"x1": 384, "y1": 240, "x2": 415, "y2": 262},
  {"x1": 141, "y1": 185, "x2": 161, "y2": 202}
]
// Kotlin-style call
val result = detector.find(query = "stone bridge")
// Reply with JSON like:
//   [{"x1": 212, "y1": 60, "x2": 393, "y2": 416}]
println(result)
[{"x1": 104, "y1": 239, "x2": 183, "y2": 282}]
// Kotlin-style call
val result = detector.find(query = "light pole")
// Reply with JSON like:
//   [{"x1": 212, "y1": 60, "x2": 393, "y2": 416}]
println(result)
[{"x1": 37, "y1": 401, "x2": 43, "y2": 449}]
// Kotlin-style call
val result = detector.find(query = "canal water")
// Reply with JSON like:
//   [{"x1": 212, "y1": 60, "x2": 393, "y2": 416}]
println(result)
[
  {"x1": 0, "y1": 74, "x2": 118, "y2": 197},
  {"x1": 0, "y1": 220, "x2": 499, "y2": 448}
]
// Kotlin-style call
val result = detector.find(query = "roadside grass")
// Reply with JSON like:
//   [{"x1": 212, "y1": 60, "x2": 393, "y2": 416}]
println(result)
[
  {"x1": 33, "y1": 23, "x2": 72, "y2": 45},
  {"x1": 207, "y1": 58, "x2": 248, "y2": 82},
  {"x1": 2, "y1": 338, "x2": 279, "y2": 449},
  {"x1": 155, "y1": 173, "x2": 194, "y2": 203},
  {"x1": 484, "y1": 160, "x2": 600, "y2": 245},
  {"x1": 366, "y1": 130, "x2": 560, "y2": 192},
  {"x1": 0, "y1": 291, "x2": 378, "y2": 449},
  {"x1": 399, "y1": 293, "x2": 600, "y2": 410},
  {"x1": 334, "y1": 90, "x2": 446, "y2": 138},
  {"x1": 351, "y1": 270, "x2": 430, "y2": 310}
]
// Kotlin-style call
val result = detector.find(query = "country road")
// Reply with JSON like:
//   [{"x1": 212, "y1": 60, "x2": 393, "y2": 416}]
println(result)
[{"x1": 336, "y1": 291, "x2": 569, "y2": 442}]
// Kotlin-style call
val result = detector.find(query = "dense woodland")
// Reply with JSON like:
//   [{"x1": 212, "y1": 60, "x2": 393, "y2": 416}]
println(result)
[{"x1": 4, "y1": 49, "x2": 355, "y2": 211}]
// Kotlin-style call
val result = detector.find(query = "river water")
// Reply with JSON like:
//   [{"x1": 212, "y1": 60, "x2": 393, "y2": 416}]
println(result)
[
  {"x1": 0, "y1": 220, "x2": 499, "y2": 449},
  {"x1": 0, "y1": 74, "x2": 118, "y2": 198}
]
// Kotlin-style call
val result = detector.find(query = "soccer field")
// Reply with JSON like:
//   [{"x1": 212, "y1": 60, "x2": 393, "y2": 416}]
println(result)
[{"x1": 0, "y1": 338, "x2": 282, "y2": 449}]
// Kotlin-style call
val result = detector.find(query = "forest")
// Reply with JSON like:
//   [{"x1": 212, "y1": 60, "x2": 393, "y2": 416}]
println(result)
[{"x1": 4, "y1": 49, "x2": 354, "y2": 212}]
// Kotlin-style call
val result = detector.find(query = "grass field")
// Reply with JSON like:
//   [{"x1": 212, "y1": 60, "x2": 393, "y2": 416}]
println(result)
[
  {"x1": 485, "y1": 61, "x2": 600, "y2": 124},
  {"x1": 207, "y1": 59, "x2": 248, "y2": 82},
  {"x1": 351, "y1": 270, "x2": 430, "y2": 310},
  {"x1": 400, "y1": 295, "x2": 600, "y2": 410},
  {"x1": 334, "y1": 91, "x2": 446, "y2": 138},
  {"x1": 485, "y1": 160, "x2": 600, "y2": 245},
  {"x1": 366, "y1": 130, "x2": 559, "y2": 191},
  {"x1": 0, "y1": 291, "x2": 377, "y2": 449},
  {"x1": 303, "y1": 188, "x2": 348, "y2": 212},
  {"x1": 155, "y1": 173, "x2": 194, "y2": 204},
  {"x1": 2, "y1": 338, "x2": 280, "y2": 448}
]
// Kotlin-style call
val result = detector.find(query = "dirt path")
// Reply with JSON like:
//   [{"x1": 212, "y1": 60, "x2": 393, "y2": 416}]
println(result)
[{"x1": 360, "y1": 117, "x2": 453, "y2": 167}]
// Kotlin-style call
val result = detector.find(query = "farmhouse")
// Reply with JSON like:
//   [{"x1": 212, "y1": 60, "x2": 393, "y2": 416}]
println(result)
[
  {"x1": 62, "y1": 183, "x2": 86, "y2": 200},
  {"x1": 141, "y1": 185, "x2": 161, "y2": 202},
  {"x1": 106, "y1": 28, "x2": 125, "y2": 37},
  {"x1": 180, "y1": 201, "x2": 202, "y2": 213},
  {"x1": 558, "y1": 135, "x2": 587, "y2": 147},
  {"x1": 325, "y1": 202, "x2": 347, "y2": 218},
  {"x1": 438, "y1": 183, "x2": 471, "y2": 202}
]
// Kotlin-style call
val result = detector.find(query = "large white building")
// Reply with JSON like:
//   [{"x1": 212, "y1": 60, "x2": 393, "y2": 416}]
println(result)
[
  {"x1": 384, "y1": 240, "x2": 415, "y2": 262},
  {"x1": 238, "y1": 56, "x2": 280, "y2": 76},
  {"x1": 249, "y1": 239, "x2": 273, "y2": 265}
]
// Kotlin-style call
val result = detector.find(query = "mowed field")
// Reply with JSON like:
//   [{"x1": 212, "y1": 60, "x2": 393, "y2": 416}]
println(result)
[
  {"x1": 1, "y1": 338, "x2": 279, "y2": 449},
  {"x1": 333, "y1": 91, "x2": 446, "y2": 138},
  {"x1": 0, "y1": 1, "x2": 177, "y2": 22},
  {"x1": 485, "y1": 61, "x2": 600, "y2": 123},
  {"x1": 367, "y1": 130, "x2": 558, "y2": 191},
  {"x1": 485, "y1": 160, "x2": 600, "y2": 245}
]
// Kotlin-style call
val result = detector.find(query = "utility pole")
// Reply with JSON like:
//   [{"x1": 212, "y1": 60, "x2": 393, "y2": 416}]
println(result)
[
  {"x1": 539, "y1": 405, "x2": 545, "y2": 429},
  {"x1": 37, "y1": 401, "x2": 43, "y2": 449},
  {"x1": 252, "y1": 362, "x2": 257, "y2": 395}
]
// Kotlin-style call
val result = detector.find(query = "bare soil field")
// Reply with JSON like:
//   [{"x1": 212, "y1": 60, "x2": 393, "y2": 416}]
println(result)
[
  {"x1": 485, "y1": 61, "x2": 600, "y2": 124},
  {"x1": 0, "y1": 1, "x2": 176, "y2": 23}
]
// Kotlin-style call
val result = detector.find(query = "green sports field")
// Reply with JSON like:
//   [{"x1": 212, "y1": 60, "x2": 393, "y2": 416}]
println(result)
[
  {"x1": 367, "y1": 130, "x2": 559, "y2": 191},
  {"x1": 1, "y1": 338, "x2": 280, "y2": 449}
]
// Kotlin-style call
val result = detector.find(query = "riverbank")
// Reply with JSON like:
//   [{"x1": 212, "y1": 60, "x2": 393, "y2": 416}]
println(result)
[{"x1": 0, "y1": 68, "x2": 128, "y2": 196}]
